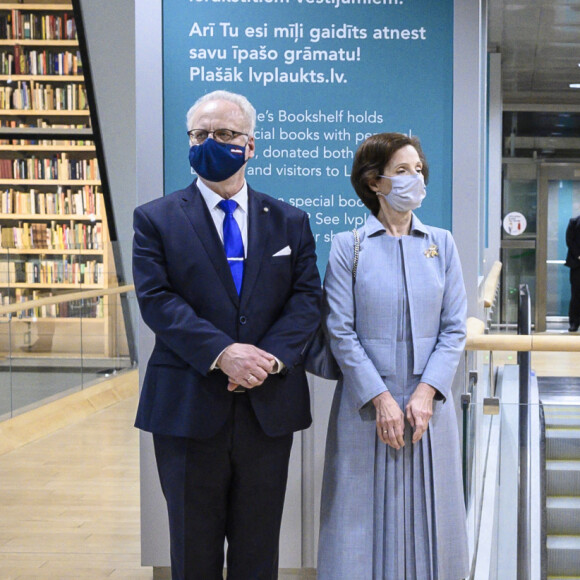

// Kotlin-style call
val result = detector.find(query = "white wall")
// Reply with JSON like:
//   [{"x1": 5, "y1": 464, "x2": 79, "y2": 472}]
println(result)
[
  {"x1": 76, "y1": 0, "x2": 136, "y2": 288},
  {"x1": 486, "y1": 52, "x2": 504, "y2": 275},
  {"x1": 453, "y1": 0, "x2": 488, "y2": 320}
]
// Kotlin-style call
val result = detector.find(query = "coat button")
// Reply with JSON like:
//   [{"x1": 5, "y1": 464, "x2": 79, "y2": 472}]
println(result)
[{"x1": 239, "y1": 315, "x2": 247, "y2": 325}]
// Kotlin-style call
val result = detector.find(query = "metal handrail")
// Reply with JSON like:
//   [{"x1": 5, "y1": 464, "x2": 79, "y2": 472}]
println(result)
[{"x1": 517, "y1": 284, "x2": 532, "y2": 580}]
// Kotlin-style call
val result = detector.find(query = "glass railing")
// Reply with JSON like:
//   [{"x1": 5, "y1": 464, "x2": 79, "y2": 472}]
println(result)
[
  {"x1": 0, "y1": 242, "x2": 136, "y2": 419},
  {"x1": 462, "y1": 336, "x2": 500, "y2": 577},
  {"x1": 464, "y1": 283, "x2": 580, "y2": 579}
]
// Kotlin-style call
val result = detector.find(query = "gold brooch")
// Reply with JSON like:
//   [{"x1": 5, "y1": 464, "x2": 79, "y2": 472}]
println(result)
[{"x1": 424, "y1": 244, "x2": 439, "y2": 258}]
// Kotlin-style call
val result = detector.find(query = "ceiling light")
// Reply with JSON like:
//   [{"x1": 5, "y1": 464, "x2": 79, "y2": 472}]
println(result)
[{"x1": 570, "y1": 83, "x2": 580, "y2": 89}]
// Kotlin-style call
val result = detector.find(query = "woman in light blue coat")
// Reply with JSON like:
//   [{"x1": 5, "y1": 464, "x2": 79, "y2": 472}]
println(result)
[{"x1": 318, "y1": 133, "x2": 469, "y2": 579}]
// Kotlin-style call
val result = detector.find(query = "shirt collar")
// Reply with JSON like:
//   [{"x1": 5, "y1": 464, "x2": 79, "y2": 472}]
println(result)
[
  {"x1": 196, "y1": 178, "x2": 249, "y2": 214},
  {"x1": 363, "y1": 212, "x2": 429, "y2": 237},
  {"x1": 410, "y1": 213, "x2": 429, "y2": 236}
]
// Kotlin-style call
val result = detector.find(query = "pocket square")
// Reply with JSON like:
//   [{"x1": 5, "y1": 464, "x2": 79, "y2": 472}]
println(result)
[{"x1": 272, "y1": 245, "x2": 291, "y2": 257}]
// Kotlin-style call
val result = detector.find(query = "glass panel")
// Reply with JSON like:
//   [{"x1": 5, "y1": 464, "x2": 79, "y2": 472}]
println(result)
[
  {"x1": 463, "y1": 351, "x2": 547, "y2": 575},
  {"x1": 461, "y1": 336, "x2": 578, "y2": 576},
  {"x1": 108, "y1": 291, "x2": 137, "y2": 372},
  {"x1": 546, "y1": 179, "x2": 580, "y2": 317},
  {"x1": 0, "y1": 317, "x2": 11, "y2": 419},
  {"x1": 463, "y1": 349, "x2": 487, "y2": 564},
  {"x1": 503, "y1": 178, "x2": 537, "y2": 238},
  {"x1": 0, "y1": 242, "x2": 135, "y2": 417},
  {"x1": 9, "y1": 315, "x2": 83, "y2": 413},
  {"x1": 501, "y1": 246, "x2": 536, "y2": 326}
]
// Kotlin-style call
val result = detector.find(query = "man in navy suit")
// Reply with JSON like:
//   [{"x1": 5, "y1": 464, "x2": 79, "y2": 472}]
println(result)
[{"x1": 133, "y1": 90, "x2": 322, "y2": 580}]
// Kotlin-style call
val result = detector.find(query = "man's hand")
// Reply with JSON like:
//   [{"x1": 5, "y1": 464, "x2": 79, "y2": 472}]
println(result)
[
  {"x1": 405, "y1": 382, "x2": 436, "y2": 444},
  {"x1": 217, "y1": 343, "x2": 276, "y2": 390}
]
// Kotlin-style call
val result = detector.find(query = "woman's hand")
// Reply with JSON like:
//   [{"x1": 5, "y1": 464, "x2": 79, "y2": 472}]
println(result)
[
  {"x1": 405, "y1": 382, "x2": 436, "y2": 444},
  {"x1": 372, "y1": 391, "x2": 405, "y2": 449}
]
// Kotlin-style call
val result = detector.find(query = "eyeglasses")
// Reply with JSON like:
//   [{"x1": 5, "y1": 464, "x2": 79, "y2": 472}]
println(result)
[{"x1": 187, "y1": 128, "x2": 249, "y2": 144}]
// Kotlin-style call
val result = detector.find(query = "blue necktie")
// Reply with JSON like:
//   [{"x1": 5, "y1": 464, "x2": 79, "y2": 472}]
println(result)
[{"x1": 218, "y1": 199, "x2": 244, "y2": 294}]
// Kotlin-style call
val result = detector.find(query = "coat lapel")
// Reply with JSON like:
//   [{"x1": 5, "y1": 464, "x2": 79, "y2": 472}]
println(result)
[
  {"x1": 179, "y1": 182, "x2": 240, "y2": 307},
  {"x1": 241, "y1": 189, "x2": 270, "y2": 307}
]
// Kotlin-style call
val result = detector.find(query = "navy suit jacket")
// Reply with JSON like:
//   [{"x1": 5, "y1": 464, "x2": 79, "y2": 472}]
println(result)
[{"x1": 133, "y1": 181, "x2": 322, "y2": 439}]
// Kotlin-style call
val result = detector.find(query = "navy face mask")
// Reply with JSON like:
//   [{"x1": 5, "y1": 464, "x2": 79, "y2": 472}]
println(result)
[{"x1": 188, "y1": 137, "x2": 247, "y2": 182}]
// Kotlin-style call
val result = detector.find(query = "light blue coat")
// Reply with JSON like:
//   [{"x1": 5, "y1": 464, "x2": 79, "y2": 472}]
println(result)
[
  {"x1": 318, "y1": 213, "x2": 469, "y2": 579},
  {"x1": 325, "y1": 213, "x2": 466, "y2": 409}
]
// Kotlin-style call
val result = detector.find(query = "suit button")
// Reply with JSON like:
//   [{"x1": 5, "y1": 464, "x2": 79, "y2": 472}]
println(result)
[{"x1": 239, "y1": 316, "x2": 247, "y2": 325}]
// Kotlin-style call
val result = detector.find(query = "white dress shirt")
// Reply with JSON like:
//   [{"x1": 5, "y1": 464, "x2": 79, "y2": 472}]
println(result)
[
  {"x1": 197, "y1": 179, "x2": 284, "y2": 375},
  {"x1": 197, "y1": 179, "x2": 248, "y2": 257}
]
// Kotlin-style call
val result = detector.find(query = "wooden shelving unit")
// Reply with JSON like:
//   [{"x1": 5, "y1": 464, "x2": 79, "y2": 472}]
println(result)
[{"x1": 0, "y1": 0, "x2": 117, "y2": 357}]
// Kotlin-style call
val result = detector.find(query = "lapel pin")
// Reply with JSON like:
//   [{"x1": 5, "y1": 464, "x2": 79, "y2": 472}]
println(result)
[
  {"x1": 263, "y1": 206, "x2": 269, "y2": 213},
  {"x1": 424, "y1": 244, "x2": 439, "y2": 258}
]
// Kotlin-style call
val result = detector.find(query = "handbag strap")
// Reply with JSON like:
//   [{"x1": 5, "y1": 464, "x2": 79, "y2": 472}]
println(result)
[
  {"x1": 351, "y1": 228, "x2": 359, "y2": 331},
  {"x1": 352, "y1": 228, "x2": 360, "y2": 281}
]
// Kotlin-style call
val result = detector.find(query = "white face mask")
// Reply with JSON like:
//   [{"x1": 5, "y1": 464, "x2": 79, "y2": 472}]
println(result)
[{"x1": 378, "y1": 174, "x2": 426, "y2": 212}]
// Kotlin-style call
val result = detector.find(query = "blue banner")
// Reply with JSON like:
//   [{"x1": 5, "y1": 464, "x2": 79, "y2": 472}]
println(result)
[{"x1": 162, "y1": 0, "x2": 453, "y2": 272}]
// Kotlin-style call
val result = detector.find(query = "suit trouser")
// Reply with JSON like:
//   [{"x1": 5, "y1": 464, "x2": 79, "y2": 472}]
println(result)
[
  {"x1": 153, "y1": 394, "x2": 293, "y2": 580},
  {"x1": 570, "y1": 267, "x2": 580, "y2": 327}
]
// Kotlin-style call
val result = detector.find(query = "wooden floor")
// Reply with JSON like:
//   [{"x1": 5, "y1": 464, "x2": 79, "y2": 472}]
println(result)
[
  {"x1": 492, "y1": 350, "x2": 580, "y2": 377},
  {"x1": 0, "y1": 350, "x2": 578, "y2": 579},
  {"x1": 0, "y1": 372, "x2": 152, "y2": 579},
  {"x1": 491, "y1": 324, "x2": 580, "y2": 378}
]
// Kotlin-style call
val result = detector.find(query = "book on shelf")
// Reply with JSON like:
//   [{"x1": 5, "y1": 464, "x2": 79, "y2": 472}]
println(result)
[
  {"x1": 14, "y1": 258, "x2": 25, "y2": 282},
  {"x1": 10, "y1": 256, "x2": 103, "y2": 285},
  {"x1": 0, "y1": 258, "x2": 14, "y2": 283},
  {"x1": 30, "y1": 222, "x2": 48, "y2": 248},
  {"x1": 0, "y1": 11, "x2": 77, "y2": 42},
  {"x1": 0, "y1": 157, "x2": 11, "y2": 178},
  {"x1": 0, "y1": 155, "x2": 99, "y2": 181},
  {"x1": 21, "y1": 221, "x2": 30, "y2": 248},
  {"x1": 0, "y1": 224, "x2": 14, "y2": 247},
  {"x1": 0, "y1": 221, "x2": 102, "y2": 252},
  {"x1": 0, "y1": 117, "x2": 93, "y2": 148},
  {"x1": 1, "y1": 48, "x2": 83, "y2": 77},
  {"x1": 31, "y1": 290, "x2": 54, "y2": 318},
  {"x1": 0, "y1": 259, "x2": 25, "y2": 284},
  {"x1": 0, "y1": 4, "x2": 114, "y2": 349},
  {"x1": 1, "y1": 186, "x2": 102, "y2": 219},
  {"x1": 0, "y1": 80, "x2": 89, "y2": 112},
  {"x1": 0, "y1": 289, "x2": 104, "y2": 319}
]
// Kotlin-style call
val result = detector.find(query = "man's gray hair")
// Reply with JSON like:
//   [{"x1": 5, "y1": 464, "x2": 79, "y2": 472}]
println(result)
[{"x1": 186, "y1": 90, "x2": 257, "y2": 136}]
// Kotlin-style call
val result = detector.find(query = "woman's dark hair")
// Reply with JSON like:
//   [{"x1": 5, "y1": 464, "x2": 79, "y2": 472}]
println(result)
[{"x1": 350, "y1": 133, "x2": 429, "y2": 216}]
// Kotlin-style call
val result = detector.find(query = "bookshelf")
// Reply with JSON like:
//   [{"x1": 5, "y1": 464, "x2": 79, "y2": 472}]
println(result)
[{"x1": 0, "y1": 0, "x2": 118, "y2": 358}]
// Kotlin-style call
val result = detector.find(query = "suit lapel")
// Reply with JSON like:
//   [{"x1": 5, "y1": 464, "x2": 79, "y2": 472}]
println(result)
[
  {"x1": 179, "y1": 182, "x2": 240, "y2": 307},
  {"x1": 241, "y1": 189, "x2": 270, "y2": 307}
]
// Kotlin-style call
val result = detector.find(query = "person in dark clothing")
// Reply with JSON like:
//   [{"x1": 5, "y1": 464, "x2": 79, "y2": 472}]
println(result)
[{"x1": 565, "y1": 215, "x2": 580, "y2": 331}]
